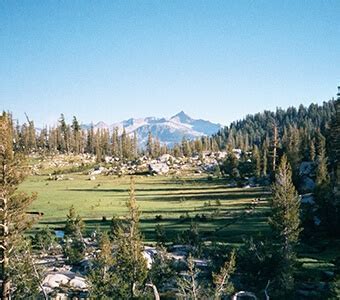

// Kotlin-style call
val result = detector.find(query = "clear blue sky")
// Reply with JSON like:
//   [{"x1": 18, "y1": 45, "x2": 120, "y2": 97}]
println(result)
[{"x1": 1, "y1": 0, "x2": 339, "y2": 127}]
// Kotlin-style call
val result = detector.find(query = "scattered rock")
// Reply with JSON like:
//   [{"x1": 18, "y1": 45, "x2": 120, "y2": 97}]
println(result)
[
  {"x1": 43, "y1": 273, "x2": 70, "y2": 289},
  {"x1": 69, "y1": 276, "x2": 87, "y2": 289},
  {"x1": 149, "y1": 162, "x2": 169, "y2": 175}
]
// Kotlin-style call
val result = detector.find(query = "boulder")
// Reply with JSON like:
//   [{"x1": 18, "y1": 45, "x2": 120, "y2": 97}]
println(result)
[
  {"x1": 93, "y1": 167, "x2": 105, "y2": 175},
  {"x1": 69, "y1": 276, "x2": 87, "y2": 289},
  {"x1": 43, "y1": 273, "x2": 69, "y2": 288},
  {"x1": 202, "y1": 163, "x2": 218, "y2": 172},
  {"x1": 142, "y1": 251, "x2": 153, "y2": 269},
  {"x1": 216, "y1": 151, "x2": 228, "y2": 159},
  {"x1": 159, "y1": 154, "x2": 173, "y2": 163},
  {"x1": 149, "y1": 163, "x2": 169, "y2": 175}
]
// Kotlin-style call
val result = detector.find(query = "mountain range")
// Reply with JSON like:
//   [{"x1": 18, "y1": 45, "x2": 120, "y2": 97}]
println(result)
[{"x1": 82, "y1": 111, "x2": 222, "y2": 146}]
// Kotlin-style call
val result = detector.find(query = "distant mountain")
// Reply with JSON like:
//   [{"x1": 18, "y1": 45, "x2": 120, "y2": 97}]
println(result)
[{"x1": 82, "y1": 112, "x2": 222, "y2": 146}]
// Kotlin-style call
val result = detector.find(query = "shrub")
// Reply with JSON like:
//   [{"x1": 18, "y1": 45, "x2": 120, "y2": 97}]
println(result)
[{"x1": 155, "y1": 215, "x2": 163, "y2": 221}]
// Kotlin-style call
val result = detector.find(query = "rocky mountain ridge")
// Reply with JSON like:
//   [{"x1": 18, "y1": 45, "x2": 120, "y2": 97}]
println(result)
[{"x1": 81, "y1": 111, "x2": 222, "y2": 146}]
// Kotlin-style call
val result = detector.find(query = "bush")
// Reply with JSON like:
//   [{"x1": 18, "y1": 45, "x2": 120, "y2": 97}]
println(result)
[
  {"x1": 33, "y1": 227, "x2": 56, "y2": 253},
  {"x1": 179, "y1": 197, "x2": 186, "y2": 203},
  {"x1": 155, "y1": 215, "x2": 163, "y2": 221},
  {"x1": 65, "y1": 238, "x2": 85, "y2": 265},
  {"x1": 52, "y1": 162, "x2": 97, "y2": 175}
]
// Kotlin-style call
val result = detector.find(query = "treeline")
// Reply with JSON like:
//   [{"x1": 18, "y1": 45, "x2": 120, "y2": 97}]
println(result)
[
  {"x1": 10, "y1": 101, "x2": 336, "y2": 161},
  {"x1": 12, "y1": 114, "x2": 139, "y2": 161},
  {"x1": 213, "y1": 100, "x2": 336, "y2": 176},
  {"x1": 10, "y1": 113, "x2": 221, "y2": 159}
]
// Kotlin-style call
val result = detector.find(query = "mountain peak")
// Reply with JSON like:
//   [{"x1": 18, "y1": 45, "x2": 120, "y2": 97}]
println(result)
[
  {"x1": 171, "y1": 111, "x2": 192, "y2": 123},
  {"x1": 95, "y1": 121, "x2": 108, "y2": 128},
  {"x1": 175, "y1": 110, "x2": 188, "y2": 117},
  {"x1": 82, "y1": 112, "x2": 221, "y2": 146}
]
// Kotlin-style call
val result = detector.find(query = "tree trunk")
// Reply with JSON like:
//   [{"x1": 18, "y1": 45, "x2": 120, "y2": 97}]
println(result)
[
  {"x1": 272, "y1": 124, "x2": 278, "y2": 173},
  {"x1": 264, "y1": 280, "x2": 271, "y2": 300},
  {"x1": 146, "y1": 283, "x2": 160, "y2": 300},
  {"x1": 1, "y1": 195, "x2": 10, "y2": 300},
  {"x1": 232, "y1": 291, "x2": 257, "y2": 300}
]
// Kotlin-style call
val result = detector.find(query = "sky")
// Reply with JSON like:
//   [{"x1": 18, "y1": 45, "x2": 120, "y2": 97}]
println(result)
[{"x1": 1, "y1": 0, "x2": 339, "y2": 127}]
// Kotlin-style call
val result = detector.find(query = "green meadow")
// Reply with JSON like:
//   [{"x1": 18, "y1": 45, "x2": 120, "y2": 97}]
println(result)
[
  {"x1": 21, "y1": 173, "x2": 270, "y2": 243},
  {"x1": 21, "y1": 171, "x2": 339, "y2": 285}
]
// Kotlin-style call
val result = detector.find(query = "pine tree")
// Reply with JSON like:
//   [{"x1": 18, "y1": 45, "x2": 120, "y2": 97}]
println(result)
[
  {"x1": 146, "y1": 131, "x2": 153, "y2": 158},
  {"x1": 58, "y1": 113, "x2": 69, "y2": 153},
  {"x1": 309, "y1": 138, "x2": 316, "y2": 162},
  {"x1": 172, "y1": 144, "x2": 182, "y2": 157},
  {"x1": 111, "y1": 127, "x2": 120, "y2": 157},
  {"x1": 121, "y1": 128, "x2": 129, "y2": 159},
  {"x1": 0, "y1": 113, "x2": 38, "y2": 299},
  {"x1": 148, "y1": 246, "x2": 174, "y2": 295},
  {"x1": 285, "y1": 126, "x2": 302, "y2": 181},
  {"x1": 177, "y1": 254, "x2": 202, "y2": 300},
  {"x1": 86, "y1": 123, "x2": 95, "y2": 154},
  {"x1": 314, "y1": 131, "x2": 337, "y2": 234},
  {"x1": 221, "y1": 151, "x2": 239, "y2": 178},
  {"x1": 64, "y1": 206, "x2": 85, "y2": 265},
  {"x1": 110, "y1": 177, "x2": 148, "y2": 298},
  {"x1": 33, "y1": 226, "x2": 56, "y2": 255},
  {"x1": 269, "y1": 155, "x2": 301, "y2": 294},
  {"x1": 253, "y1": 145, "x2": 261, "y2": 178},
  {"x1": 212, "y1": 249, "x2": 236, "y2": 299},
  {"x1": 262, "y1": 146, "x2": 268, "y2": 177},
  {"x1": 8, "y1": 236, "x2": 45, "y2": 299},
  {"x1": 89, "y1": 200, "x2": 149, "y2": 299},
  {"x1": 24, "y1": 113, "x2": 36, "y2": 152},
  {"x1": 71, "y1": 116, "x2": 81, "y2": 154},
  {"x1": 87, "y1": 232, "x2": 116, "y2": 297},
  {"x1": 153, "y1": 138, "x2": 161, "y2": 158},
  {"x1": 182, "y1": 138, "x2": 192, "y2": 157},
  {"x1": 133, "y1": 131, "x2": 138, "y2": 158},
  {"x1": 315, "y1": 131, "x2": 329, "y2": 185},
  {"x1": 64, "y1": 205, "x2": 84, "y2": 236},
  {"x1": 95, "y1": 131, "x2": 103, "y2": 163},
  {"x1": 270, "y1": 121, "x2": 278, "y2": 174}
]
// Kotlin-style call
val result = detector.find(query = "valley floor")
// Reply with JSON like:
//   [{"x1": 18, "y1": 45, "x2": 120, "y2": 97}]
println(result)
[{"x1": 21, "y1": 172, "x2": 340, "y2": 298}]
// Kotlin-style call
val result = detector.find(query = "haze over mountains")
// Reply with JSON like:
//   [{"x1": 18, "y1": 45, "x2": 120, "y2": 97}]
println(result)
[{"x1": 82, "y1": 111, "x2": 222, "y2": 146}]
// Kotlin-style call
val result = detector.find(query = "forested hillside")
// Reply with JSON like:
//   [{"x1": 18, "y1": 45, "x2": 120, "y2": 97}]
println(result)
[{"x1": 214, "y1": 101, "x2": 335, "y2": 150}]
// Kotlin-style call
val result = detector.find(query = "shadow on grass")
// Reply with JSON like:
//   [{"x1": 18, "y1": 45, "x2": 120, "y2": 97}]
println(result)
[
  {"x1": 135, "y1": 192, "x2": 266, "y2": 202},
  {"x1": 66, "y1": 186, "x2": 269, "y2": 194},
  {"x1": 35, "y1": 207, "x2": 270, "y2": 243},
  {"x1": 66, "y1": 190, "x2": 268, "y2": 203}
]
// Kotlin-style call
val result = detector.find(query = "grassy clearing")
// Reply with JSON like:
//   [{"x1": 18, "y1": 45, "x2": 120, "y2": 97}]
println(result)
[
  {"x1": 21, "y1": 173, "x2": 270, "y2": 243},
  {"x1": 21, "y1": 171, "x2": 339, "y2": 286}
]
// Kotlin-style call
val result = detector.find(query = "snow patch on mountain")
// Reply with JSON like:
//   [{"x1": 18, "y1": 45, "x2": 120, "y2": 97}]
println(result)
[{"x1": 82, "y1": 112, "x2": 221, "y2": 146}]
